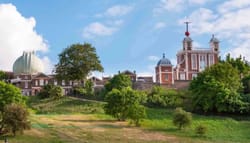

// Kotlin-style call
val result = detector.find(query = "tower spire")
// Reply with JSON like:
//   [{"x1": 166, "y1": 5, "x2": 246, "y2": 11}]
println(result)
[{"x1": 184, "y1": 20, "x2": 191, "y2": 37}]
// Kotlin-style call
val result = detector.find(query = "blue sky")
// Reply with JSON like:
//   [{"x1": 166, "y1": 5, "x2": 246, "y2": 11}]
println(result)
[{"x1": 0, "y1": 0, "x2": 249, "y2": 78}]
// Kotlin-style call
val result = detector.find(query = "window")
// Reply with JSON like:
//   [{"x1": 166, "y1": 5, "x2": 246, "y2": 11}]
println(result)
[
  {"x1": 180, "y1": 73, "x2": 185, "y2": 80},
  {"x1": 192, "y1": 74, "x2": 197, "y2": 79},
  {"x1": 62, "y1": 80, "x2": 65, "y2": 86},
  {"x1": 35, "y1": 80, "x2": 38, "y2": 86},
  {"x1": 25, "y1": 82, "x2": 28, "y2": 88},
  {"x1": 164, "y1": 74, "x2": 168, "y2": 81},
  {"x1": 199, "y1": 55, "x2": 207, "y2": 71},
  {"x1": 40, "y1": 79, "x2": 44, "y2": 86},
  {"x1": 45, "y1": 80, "x2": 48, "y2": 85},
  {"x1": 191, "y1": 54, "x2": 197, "y2": 70},
  {"x1": 208, "y1": 54, "x2": 214, "y2": 66},
  {"x1": 25, "y1": 75, "x2": 28, "y2": 79},
  {"x1": 54, "y1": 80, "x2": 57, "y2": 85}
]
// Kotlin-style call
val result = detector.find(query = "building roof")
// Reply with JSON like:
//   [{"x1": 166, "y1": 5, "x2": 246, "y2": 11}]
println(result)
[
  {"x1": 210, "y1": 34, "x2": 219, "y2": 43},
  {"x1": 157, "y1": 53, "x2": 172, "y2": 66},
  {"x1": 13, "y1": 51, "x2": 44, "y2": 75},
  {"x1": 183, "y1": 36, "x2": 193, "y2": 42}
]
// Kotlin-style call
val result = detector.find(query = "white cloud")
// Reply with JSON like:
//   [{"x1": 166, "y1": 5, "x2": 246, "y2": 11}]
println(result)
[
  {"x1": 154, "y1": 0, "x2": 209, "y2": 14},
  {"x1": 97, "y1": 5, "x2": 133, "y2": 17},
  {"x1": 156, "y1": 0, "x2": 185, "y2": 12},
  {"x1": 188, "y1": 0, "x2": 209, "y2": 5},
  {"x1": 154, "y1": 22, "x2": 166, "y2": 29},
  {"x1": 148, "y1": 55, "x2": 160, "y2": 61},
  {"x1": 218, "y1": 0, "x2": 250, "y2": 13},
  {"x1": 0, "y1": 3, "x2": 49, "y2": 71},
  {"x1": 83, "y1": 22, "x2": 117, "y2": 38},
  {"x1": 41, "y1": 56, "x2": 54, "y2": 74}
]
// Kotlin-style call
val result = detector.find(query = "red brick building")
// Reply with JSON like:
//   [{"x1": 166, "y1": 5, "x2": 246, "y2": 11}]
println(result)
[{"x1": 156, "y1": 23, "x2": 219, "y2": 85}]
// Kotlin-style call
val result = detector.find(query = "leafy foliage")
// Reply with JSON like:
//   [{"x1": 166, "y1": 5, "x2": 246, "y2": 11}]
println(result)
[
  {"x1": 38, "y1": 84, "x2": 63, "y2": 99},
  {"x1": 0, "y1": 71, "x2": 7, "y2": 81},
  {"x1": 2, "y1": 104, "x2": 30, "y2": 136},
  {"x1": 0, "y1": 81, "x2": 27, "y2": 135},
  {"x1": 147, "y1": 86, "x2": 183, "y2": 108},
  {"x1": 189, "y1": 62, "x2": 246, "y2": 113},
  {"x1": 85, "y1": 79, "x2": 94, "y2": 96},
  {"x1": 104, "y1": 74, "x2": 132, "y2": 93},
  {"x1": 55, "y1": 43, "x2": 103, "y2": 81},
  {"x1": 0, "y1": 81, "x2": 26, "y2": 112},
  {"x1": 222, "y1": 54, "x2": 250, "y2": 77},
  {"x1": 49, "y1": 86, "x2": 63, "y2": 99},
  {"x1": 195, "y1": 124, "x2": 207, "y2": 136},
  {"x1": 242, "y1": 75, "x2": 250, "y2": 94},
  {"x1": 104, "y1": 87, "x2": 146, "y2": 125},
  {"x1": 173, "y1": 108, "x2": 192, "y2": 130}
]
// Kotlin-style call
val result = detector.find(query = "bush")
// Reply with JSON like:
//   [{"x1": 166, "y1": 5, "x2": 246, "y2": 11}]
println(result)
[
  {"x1": 147, "y1": 86, "x2": 183, "y2": 108},
  {"x1": 173, "y1": 107, "x2": 192, "y2": 130},
  {"x1": 104, "y1": 87, "x2": 146, "y2": 125},
  {"x1": 38, "y1": 84, "x2": 64, "y2": 99},
  {"x1": 195, "y1": 124, "x2": 207, "y2": 136},
  {"x1": 85, "y1": 79, "x2": 94, "y2": 96},
  {"x1": 2, "y1": 104, "x2": 30, "y2": 136}
]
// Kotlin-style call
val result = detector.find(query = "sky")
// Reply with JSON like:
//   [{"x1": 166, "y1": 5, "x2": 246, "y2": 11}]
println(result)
[{"x1": 0, "y1": 0, "x2": 250, "y2": 78}]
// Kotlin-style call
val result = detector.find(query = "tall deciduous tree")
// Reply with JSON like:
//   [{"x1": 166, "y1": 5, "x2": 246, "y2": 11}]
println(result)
[
  {"x1": 105, "y1": 73, "x2": 132, "y2": 93},
  {"x1": 55, "y1": 43, "x2": 103, "y2": 81},
  {"x1": 189, "y1": 62, "x2": 245, "y2": 113}
]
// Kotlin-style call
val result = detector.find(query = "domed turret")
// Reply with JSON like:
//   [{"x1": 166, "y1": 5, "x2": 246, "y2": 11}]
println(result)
[
  {"x1": 157, "y1": 53, "x2": 172, "y2": 66},
  {"x1": 13, "y1": 51, "x2": 44, "y2": 74}
]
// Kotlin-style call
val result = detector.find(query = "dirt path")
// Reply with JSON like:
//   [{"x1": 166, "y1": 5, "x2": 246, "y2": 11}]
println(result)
[{"x1": 29, "y1": 114, "x2": 181, "y2": 143}]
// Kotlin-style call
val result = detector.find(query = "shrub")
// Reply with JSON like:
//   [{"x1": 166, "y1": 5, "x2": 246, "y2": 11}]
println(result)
[
  {"x1": 147, "y1": 86, "x2": 183, "y2": 108},
  {"x1": 38, "y1": 84, "x2": 64, "y2": 99},
  {"x1": 2, "y1": 104, "x2": 30, "y2": 136},
  {"x1": 104, "y1": 87, "x2": 146, "y2": 125},
  {"x1": 173, "y1": 107, "x2": 192, "y2": 130},
  {"x1": 195, "y1": 124, "x2": 207, "y2": 136}
]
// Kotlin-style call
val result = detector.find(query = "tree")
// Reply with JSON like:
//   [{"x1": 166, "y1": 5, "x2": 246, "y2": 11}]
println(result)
[
  {"x1": 38, "y1": 84, "x2": 63, "y2": 99},
  {"x1": 85, "y1": 79, "x2": 94, "y2": 96},
  {"x1": 222, "y1": 54, "x2": 250, "y2": 77},
  {"x1": 0, "y1": 71, "x2": 7, "y2": 81},
  {"x1": 105, "y1": 73, "x2": 132, "y2": 93},
  {"x1": 189, "y1": 62, "x2": 245, "y2": 113},
  {"x1": 0, "y1": 81, "x2": 26, "y2": 134},
  {"x1": 55, "y1": 43, "x2": 103, "y2": 81},
  {"x1": 173, "y1": 108, "x2": 192, "y2": 130},
  {"x1": 2, "y1": 104, "x2": 30, "y2": 136},
  {"x1": 49, "y1": 86, "x2": 63, "y2": 99},
  {"x1": 104, "y1": 87, "x2": 146, "y2": 125},
  {"x1": 147, "y1": 86, "x2": 183, "y2": 108}
]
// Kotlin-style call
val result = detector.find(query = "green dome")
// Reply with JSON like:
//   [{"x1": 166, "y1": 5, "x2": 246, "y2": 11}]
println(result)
[{"x1": 13, "y1": 51, "x2": 44, "y2": 74}]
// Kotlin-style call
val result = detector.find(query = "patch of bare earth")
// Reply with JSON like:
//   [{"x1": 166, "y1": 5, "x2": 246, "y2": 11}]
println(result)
[{"x1": 33, "y1": 115, "x2": 181, "y2": 142}]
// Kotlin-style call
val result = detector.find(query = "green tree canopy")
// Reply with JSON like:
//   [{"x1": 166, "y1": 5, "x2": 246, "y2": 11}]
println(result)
[
  {"x1": 55, "y1": 43, "x2": 103, "y2": 81},
  {"x1": 104, "y1": 87, "x2": 146, "y2": 125},
  {"x1": 0, "y1": 71, "x2": 7, "y2": 81},
  {"x1": 2, "y1": 104, "x2": 30, "y2": 136},
  {"x1": 0, "y1": 81, "x2": 26, "y2": 112},
  {"x1": 222, "y1": 54, "x2": 250, "y2": 77},
  {"x1": 0, "y1": 81, "x2": 26, "y2": 134},
  {"x1": 104, "y1": 73, "x2": 132, "y2": 93},
  {"x1": 189, "y1": 62, "x2": 245, "y2": 113}
]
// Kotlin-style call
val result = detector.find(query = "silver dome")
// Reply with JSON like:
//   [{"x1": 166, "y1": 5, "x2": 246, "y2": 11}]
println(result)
[{"x1": 13, "y1": 51, "x2": 44, "y2": 74}]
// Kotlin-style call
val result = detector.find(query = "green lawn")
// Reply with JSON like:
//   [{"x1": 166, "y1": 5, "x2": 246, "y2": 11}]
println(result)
[{"x1": 1, "y1": 96, "x2": 250, "y2": 143}]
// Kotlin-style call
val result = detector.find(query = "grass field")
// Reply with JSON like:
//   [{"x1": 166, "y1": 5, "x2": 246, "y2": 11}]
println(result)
[{"x1": 1, "y1": 96, "x2": 250, "y2": 143}]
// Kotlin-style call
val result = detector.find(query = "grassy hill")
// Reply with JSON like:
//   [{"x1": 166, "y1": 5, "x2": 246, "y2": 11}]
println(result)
[{"x1": 1, "y1": 96, "x2": 250, "y2": 143}]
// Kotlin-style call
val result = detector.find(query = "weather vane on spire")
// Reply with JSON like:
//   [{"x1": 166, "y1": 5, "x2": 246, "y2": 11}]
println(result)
[{"x1": 184, "y1": 19, "x2": 191, "y2": 37}]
